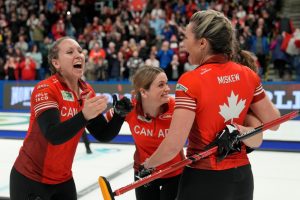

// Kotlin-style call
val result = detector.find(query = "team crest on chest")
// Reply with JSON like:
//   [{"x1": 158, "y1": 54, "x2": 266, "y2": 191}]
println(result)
[{"x1": 61, "y1": 90, "x2": 75, "y2": 102}]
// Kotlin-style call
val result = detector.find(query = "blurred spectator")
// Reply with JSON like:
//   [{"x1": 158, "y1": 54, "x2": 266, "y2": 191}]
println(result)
[
  {"x1": 117, "y1": 51, "x2": 128, "y2": 80},
  {"x1": 156, "y1": 40, "x2": 174, "y2": 75},
  {"x1": 0, "y1": 57, "x2": 5, "y2": 80},
  {"x1": 169, "y1": 34, "x2": 179, "y2": 54},
  {"x1": 27, "y1": 13, "x2": 44, "y2": 47},
  {"x1": 282, "y1": 29, "x2": 300, "y2": 81},
  {"x1": 270, "y1": 30, "x2": 289, "y2": 79},
  {"x1": 145, "y1": 52, "x2": 160, "y2": 68},
  {"x1": 19, "y1": 55, "x2": 36, "y2": 80},
  {"x1": 51, "y1": 18, "x2": 66, "y2": 40},
  {"x1": 95, "y1": 57, "x2": 108, "y2": 81},
  {"x1": 120, "y1": 40, "x2": 133, "y2": 61},
  {"x1": 127, "y1": 50, "x2": 143, "y2": 79},
  {"x1": 39, "y1": 36, "x2": 53, "y2": 78},
  {"x1": 89, "y1": 42, "x2": 106, "y2": 63},
  {"x1": 65, "y1": 11, "x2": 76, "y2": 37},
  {"x1": 249, "y1": 28, "x2": 269, "y2": 77},
  {"x1": 149, "y1": 13, "x2": 166, "y2": 40},
  {"x1": 71, "y1": 6, "x2": 86, "y2": 36},
  {"x1": 4, "y1": 56, "x2": 18, "y2": 80},
  {"x1": 278, "y1": 15, "x2": 295, "y2": 34},
  {"x1": 84, "y1": 51, "x2": 96, "y2": 81},
  {"x1": 150, "y1": 2, "x2": 165, "y2": 19},
  {"x1": 138, "y1": 39, "x2": 149, "y2": 61},
  {"x1": 186, "y1": 0, "x2": 198, "y2": 20},
  {"x1": 26, "y1": 44, "x2": 43, "y2": 80},
  {"x1": 161, "y1": 23, "x2": 174, "y2": 41},
  {"x1": 106, "y1": 41, "x2": 120, "y2": 80},
  {"x1": 170, "y1": 54, "x2": 180, "y2": 80},
  {"x1": 15, "y1": 35, "x2": 29, "y2": 54}
]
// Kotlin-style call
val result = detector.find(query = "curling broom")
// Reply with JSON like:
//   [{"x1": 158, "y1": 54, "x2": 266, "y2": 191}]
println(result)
[{"x1": 99, "y1": 110, "x2": 299, "y2": 200}]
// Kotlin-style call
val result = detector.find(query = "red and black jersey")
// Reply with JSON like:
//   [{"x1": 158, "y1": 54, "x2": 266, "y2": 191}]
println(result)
[
  {"x1": 126, "y1": 98, "x2": 183, "y2": 178},
  {"x1": 175, "y1": 56, "x2": 265, "y2": 170},
  {"x1": 14, "y1": 74, "x2": 95, "y2": 184}
]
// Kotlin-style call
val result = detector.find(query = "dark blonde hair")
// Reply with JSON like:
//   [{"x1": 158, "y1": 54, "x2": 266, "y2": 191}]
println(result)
[
  {"x1": 232, "y1": 39, "x2": 258, "y2": 73},
  {"x1": 132, "y1": 65, "x2": 164, "y2": 97},
  {"x1": 48, "y1": 36, "x2": 74, "y2": 74},
  {"x1": 189, "y1": 10, "x2": 235, "y2": 58},
  {"x1": 131, "y1": 65, "x2": 165, "y2": 114},
  {"x1": 235, "y1": 50, "x2": 258, "y2": 73}
]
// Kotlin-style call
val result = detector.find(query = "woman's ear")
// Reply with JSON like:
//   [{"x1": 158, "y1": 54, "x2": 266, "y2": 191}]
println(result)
[
  {"x1": 199, "y1": 38, "x2": 207, "y2": 49},
  {"x1": 52, "y1": 59, "x2": 60, "y2": 69},
  {"x1": 139, "y1": 88, "x2": 146, "y2": 98}
]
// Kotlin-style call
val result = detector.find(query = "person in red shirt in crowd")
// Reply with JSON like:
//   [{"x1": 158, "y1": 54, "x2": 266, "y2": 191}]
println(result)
[
  {"x1": 18, "y1": 55, "x2": 36, "y2": 80},
  {"x1": 9, "y1": 37, "x2": 132, "y2": 200},
  {"x1": 144, "y1": 10, "x2": 280, "y2": 200},
  {"x1": 102, "y1": 66, "x2": 184, "y2": 200},
  {"x1": 89, "y1": 41, "x2": 106, "y2": 63},
  {"x1": 51, "y1": 19, "x2": 66, "y2": 40}
]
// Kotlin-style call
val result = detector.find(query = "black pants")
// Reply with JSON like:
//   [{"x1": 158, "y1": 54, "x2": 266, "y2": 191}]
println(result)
[
  {"x1": 10, "y1": 167, "x2": 77, "y2": 200},
  {"x1": 134, "y1": 173, "x2": 181, "y2": 200},
  {"x1": 177, "y1": 164, "x2": 253, "y2": 200}
]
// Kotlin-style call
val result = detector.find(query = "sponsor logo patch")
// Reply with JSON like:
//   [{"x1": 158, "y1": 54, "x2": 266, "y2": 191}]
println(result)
[
  {"x1": 175, "y1": 83, "x2": 188, "y2": 92},
  {"x1": 61, "y1": 91, "x2": 74, "y2": 101}
]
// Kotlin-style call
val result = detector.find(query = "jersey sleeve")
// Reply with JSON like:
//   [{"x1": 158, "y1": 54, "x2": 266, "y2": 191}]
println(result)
[
  {"x1": 31, "y1": 83, "x2": 59, "y2": 118},
  {"x1": 175, "y1": 73, "x2": 197, "y2": 112},
  {"x1": 251, "y1": 72, "x2": 266, "y2": 104}
]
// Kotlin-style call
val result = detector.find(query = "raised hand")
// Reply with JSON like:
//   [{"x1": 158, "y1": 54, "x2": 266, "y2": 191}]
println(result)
[
  {"x1": 113, "y1": 94, "x2": 133, "y2": 117},
  {"x1": 82, "y1": 92, "x2": 108, "y2": 120}
]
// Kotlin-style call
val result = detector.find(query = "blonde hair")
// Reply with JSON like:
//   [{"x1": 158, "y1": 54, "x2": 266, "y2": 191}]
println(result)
[{"x1": 189, "y1": 10, "x2": 235, "y2": 58}]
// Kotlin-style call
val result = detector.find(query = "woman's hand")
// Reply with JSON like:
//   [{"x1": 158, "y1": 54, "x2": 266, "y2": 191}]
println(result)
[{"x1": 82, "y1": 92, "x2": 108, "y2": 120}]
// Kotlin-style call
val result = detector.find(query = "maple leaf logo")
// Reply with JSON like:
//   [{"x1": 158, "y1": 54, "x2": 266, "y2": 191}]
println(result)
[{"x1": 219, "y1": 91, "x2": 246, "y2": 123}]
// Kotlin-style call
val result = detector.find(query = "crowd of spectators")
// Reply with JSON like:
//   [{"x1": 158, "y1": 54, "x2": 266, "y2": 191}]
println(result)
[{"x1": 0, "y1": 0, "x2": 299, "y2": 82}]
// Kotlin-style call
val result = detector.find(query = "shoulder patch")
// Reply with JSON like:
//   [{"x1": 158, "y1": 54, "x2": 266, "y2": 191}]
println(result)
[
  {"x1": 175, "y1": 83, "x2": 188, "y2": 92},
  {"x1": 61, "y1": 90, "x2": 75, "y2": 101}
]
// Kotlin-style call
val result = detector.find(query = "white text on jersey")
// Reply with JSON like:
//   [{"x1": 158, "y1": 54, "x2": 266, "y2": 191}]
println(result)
[
  {"x1": 61, "y1": 106, "x2": 78, "y2": 117},
  {"x1": 217, "y1": 74, "x2": 240, "y2": 84},
  {"x1": 133, "y1": 125, "x2": 169, "y2": 138}
]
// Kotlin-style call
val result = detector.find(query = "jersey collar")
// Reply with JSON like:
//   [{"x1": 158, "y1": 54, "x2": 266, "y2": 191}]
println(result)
[{"x1": 197, "y1": 54, "x2": 228, "y2": 68}]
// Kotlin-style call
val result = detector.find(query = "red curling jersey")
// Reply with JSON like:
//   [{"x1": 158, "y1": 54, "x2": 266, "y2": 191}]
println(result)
[
  {"x1": 14, "y1": 74, "x2": 95, "y2": 184},
  {"x1": 175, "y1": 57, "x2": 265, "y2": 170},
  {"x1": 126, "y1": 98, "x2": 183, "y2": 178}
]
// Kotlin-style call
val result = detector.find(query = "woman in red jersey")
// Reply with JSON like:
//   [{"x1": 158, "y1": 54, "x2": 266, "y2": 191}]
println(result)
[
  {"x1": 9, "y1": 37, "x2": 130, "y2": 200},
  {"x1": 130, "y1": 66, "x2": 184, "y2": 200},
  {"x1": 144, "y1": 10, "x2": 280, "y2": 200},
  {"x1": 103, "y1": 66, "x2": 184, "y2": 200}
]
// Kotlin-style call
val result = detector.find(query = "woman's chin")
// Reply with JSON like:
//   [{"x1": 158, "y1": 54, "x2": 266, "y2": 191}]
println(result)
[{"x1": 161, "y1": 95, "x2": 170, "y2": 102}]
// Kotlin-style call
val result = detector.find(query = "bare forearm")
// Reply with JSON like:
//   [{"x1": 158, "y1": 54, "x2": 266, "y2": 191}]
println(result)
[{"x1": 144, "y1": 109, "x2": 194, "y2": 168}]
